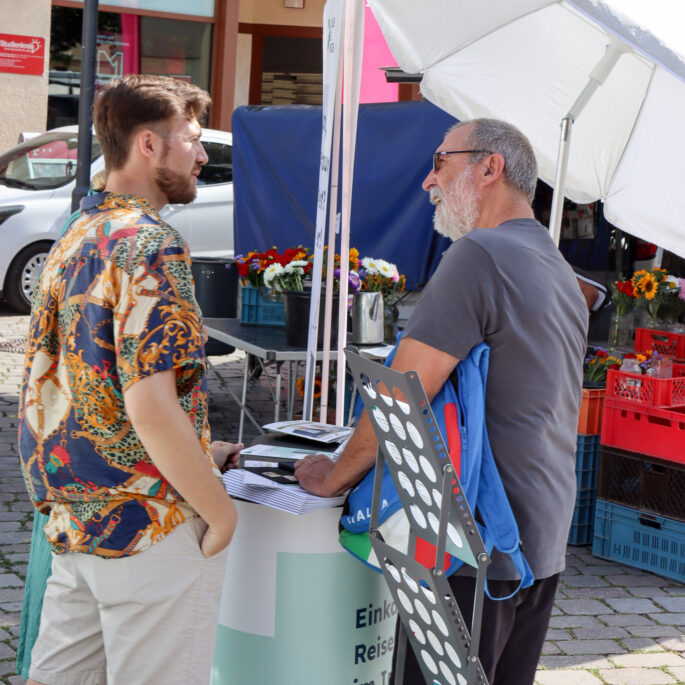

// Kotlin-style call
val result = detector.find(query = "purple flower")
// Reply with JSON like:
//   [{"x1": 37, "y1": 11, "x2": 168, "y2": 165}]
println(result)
[{"x1": 348, "y1": 270, "x2": 361, "y2": 293}]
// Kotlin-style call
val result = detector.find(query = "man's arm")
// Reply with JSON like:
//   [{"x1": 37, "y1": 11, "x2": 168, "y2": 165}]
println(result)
[
  {"x1": 294, "y1": 338, "x2": 460, "y2": 497},
  {"x1": 123, "y1": 369, "x2": 237, "y2": 557}
]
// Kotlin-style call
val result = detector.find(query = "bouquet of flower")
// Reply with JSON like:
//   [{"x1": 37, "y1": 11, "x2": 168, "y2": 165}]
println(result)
[
  {"x1": 610, "y1": 279, "x2": 635, "y2": 318},
  {"x1": 621, "y1": 350, "x2": 655, "y2": 374},
  {"x1": 235, "y1": 247, "x2": 310, "y2": 289},
  {"x1": 319, "y1": 246, "x2": 365, "y2": 301},
  {"x1": 359, "y1": 257, "x2": 406, "y2": 302},
  {"x1": 631, "y1": 267, "x2": 679, "y2": 323},
  {"x1": 583, "y1": 348, "x2": 622, "y2": 384},
  {"x1": 667, "y1": 276, "x2": 685, "y2": 324},
  {"x1": 263, "y1": 259, "x2": 311, "y2": 293}
]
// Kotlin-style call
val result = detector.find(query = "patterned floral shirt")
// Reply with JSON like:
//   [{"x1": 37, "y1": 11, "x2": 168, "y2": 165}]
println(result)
[{"x1": 18, "y1": 192, "x2": 219, "y2": 558}]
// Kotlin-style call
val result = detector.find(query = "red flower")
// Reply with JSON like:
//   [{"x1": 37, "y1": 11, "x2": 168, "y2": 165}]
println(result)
[
  {"x1": 596, "y1": 350, "x2": 608, "y2": 358},
  {"x1": 619, "y1": 281, "x2": 635, "y2": 297},
  {"x1": 279, "y1": 248, "x2": 299, "y2": 265}
]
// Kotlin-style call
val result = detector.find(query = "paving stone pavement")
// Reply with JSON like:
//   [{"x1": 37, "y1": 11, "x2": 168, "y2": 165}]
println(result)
[{"x1": 1, "y1": 304, "x2": 684, "y2": 684}]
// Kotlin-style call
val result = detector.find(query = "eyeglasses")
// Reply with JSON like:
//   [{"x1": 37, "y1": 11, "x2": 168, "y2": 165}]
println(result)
[{"x1": 432, "y1": 149, "x2": 492, "y2": 173}]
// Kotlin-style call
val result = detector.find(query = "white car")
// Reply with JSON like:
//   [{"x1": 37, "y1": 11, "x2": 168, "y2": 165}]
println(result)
[{"x1": 0, "y1": 125, "x2": 234, "y2": 313}]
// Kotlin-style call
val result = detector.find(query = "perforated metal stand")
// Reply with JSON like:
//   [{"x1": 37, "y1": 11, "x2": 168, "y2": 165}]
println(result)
[{"x1": 345, "y1": 347, "x2": 491, "y2": 685}]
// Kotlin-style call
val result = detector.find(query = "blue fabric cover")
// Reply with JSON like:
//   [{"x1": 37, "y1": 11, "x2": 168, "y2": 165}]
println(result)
[{"x1": 231, "y1": 101, "x2": 456, "y2": 290}]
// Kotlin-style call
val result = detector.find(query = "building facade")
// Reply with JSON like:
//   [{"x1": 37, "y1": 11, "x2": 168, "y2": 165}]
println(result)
[
  {"x1": 0, "y1": 0, "x2": 415, "y2": 154},
  {"x1": 0, "y1": 0, "x2": 51, "y2": 152},
  {"x1": 0, "y1": 0, "x2": 329, "y2": 152}
]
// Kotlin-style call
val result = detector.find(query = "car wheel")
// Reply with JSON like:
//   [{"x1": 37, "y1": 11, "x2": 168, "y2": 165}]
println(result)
[{"x1": 5, "y1": 242, "x2": 54, "y2": 314}]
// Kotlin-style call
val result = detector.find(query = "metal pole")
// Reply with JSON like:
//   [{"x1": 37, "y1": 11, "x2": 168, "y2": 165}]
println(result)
[
  {"x1": 71, "y1": 0, "x2": 99, "y2": 212},
  {"x1": 549, "y1": 40, "x2": 626, "y2": 244},
  {"x1": 548, "y1": 116, "x2": 572, "y2": 245}
]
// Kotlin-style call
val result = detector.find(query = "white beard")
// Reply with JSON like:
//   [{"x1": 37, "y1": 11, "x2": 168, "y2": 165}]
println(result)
[{"x1": 430, "y1": 167, "x2": 480, "y2": 241}]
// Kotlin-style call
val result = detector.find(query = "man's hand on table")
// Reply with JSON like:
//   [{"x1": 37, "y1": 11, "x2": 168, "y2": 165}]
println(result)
[
  {"x1": 294, "y1": 454, "x2": 338, "y2": 497},
  {"x1": 211, "y1": 440, "x2": 244, "y2": 473}
]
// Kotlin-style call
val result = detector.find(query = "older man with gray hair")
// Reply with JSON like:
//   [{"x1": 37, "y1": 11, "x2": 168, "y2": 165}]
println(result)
[{"x1": 296, "y1": 118, "x2": 588, "y2": 685}]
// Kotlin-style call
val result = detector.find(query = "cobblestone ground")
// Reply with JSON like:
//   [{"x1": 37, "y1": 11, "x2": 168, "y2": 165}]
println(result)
[{"x1": 0, "y1": 304, "x2": 684, "y2": 684}]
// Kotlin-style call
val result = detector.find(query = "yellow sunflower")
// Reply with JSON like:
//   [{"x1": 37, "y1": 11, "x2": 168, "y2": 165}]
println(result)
[
  {"x1": 631, "y1": 270, "x2": 646, "y2": 290},
  {"x1": 639, "y1": 273, "x2": 657, "y2": 300},
  {"x1": 296, "y1": 376, "x2": 322, "y2": 400}
]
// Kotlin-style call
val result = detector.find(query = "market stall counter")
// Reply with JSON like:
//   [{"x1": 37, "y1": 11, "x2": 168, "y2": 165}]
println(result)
[
  {"x1": 204, "y1": 317, "x2": 341, "y2": 442},
  {"x1": 212, "y1": 500, "x2": 397, "y2": 685}
]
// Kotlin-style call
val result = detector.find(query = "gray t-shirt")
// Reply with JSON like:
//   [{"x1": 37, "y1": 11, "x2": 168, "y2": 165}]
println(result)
[{"x1": 404, "y1": 218, "x2": 588, "y2": 580}]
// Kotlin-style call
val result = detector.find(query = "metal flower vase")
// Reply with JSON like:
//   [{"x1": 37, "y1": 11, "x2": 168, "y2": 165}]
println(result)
[{"x1": 351, "y1": 291, "x2": 384, "y2": 344}]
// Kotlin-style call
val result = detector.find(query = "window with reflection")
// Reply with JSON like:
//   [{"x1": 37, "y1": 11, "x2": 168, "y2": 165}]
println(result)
[{"x1": 48, "y1": 7, "x2": 213, "y2": 129}]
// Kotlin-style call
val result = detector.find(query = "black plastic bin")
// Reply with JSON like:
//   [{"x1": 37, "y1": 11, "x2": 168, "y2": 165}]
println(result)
[{"x1": 191, "y1": 257, "x2": 238, "y2": 356}]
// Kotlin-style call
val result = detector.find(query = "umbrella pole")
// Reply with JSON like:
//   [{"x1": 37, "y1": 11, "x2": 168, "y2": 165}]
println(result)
[
  {"x1": 549, "y1": 116, "x2": 572, "y2": 244},
  {"x1": 549, "y1": 41, "x2": 626, "y2": 244}
]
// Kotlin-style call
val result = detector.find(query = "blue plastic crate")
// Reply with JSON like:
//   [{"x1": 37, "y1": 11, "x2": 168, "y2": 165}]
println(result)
[
  {"x1": 568, "y1": 488, "x2": 596, "y2": 545},
  {"x1": 239, "y1": 285, "x2": 285, "y2": 327},
  {"x1": 592, "y1": 499, "x2": 685, "y2": 583},
  {"x1": 568, "y1": 434, "x2": 601, "y2": 545},
  {"x1": 575, "y1": 433, "x2": 600, "y2": 491}
]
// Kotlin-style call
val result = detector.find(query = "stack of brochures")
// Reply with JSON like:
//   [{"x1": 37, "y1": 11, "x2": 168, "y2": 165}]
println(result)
[
  {"x1": 223, "y1": 420, "x2": 353, "y2": 515},
  {"x1": 223, "y1": 469, "x2": 346, "y2": 515}
]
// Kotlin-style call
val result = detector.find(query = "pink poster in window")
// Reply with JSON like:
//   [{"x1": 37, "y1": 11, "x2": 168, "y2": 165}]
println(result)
[{"x1": 121, "y1": 14, "x2": 140, "y2": 75}]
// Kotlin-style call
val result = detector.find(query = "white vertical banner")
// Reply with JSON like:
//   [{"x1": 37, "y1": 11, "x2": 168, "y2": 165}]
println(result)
[
  {"x1": 318, "y1": 98, "x2": 342, "y2": 423},
  {"x1": 303, "y1": 0, "x2": 344, "y2": 420},
  {"x1": 335, "y1": 0, "x2": 364, "y2": 424}
]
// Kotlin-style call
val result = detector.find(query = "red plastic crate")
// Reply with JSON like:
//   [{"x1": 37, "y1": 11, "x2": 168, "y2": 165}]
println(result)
[
  {"x1": 577, "y1": 388, "x2": 605, "y2": 434},
  {"x1": 634, "y1": 327, "x2": 685, "y2": 358},
  {"x1": 605, "y1": 364, "x2": 685, "y2": 407},
  {"x1": 600, "y1": 396, "x2": 685, "y2": 465}
]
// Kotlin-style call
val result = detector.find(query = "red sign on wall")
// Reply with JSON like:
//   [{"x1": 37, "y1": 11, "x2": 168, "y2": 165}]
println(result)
[{"x1": 0, "y1": 34, "x2": 46, "y2": 76}]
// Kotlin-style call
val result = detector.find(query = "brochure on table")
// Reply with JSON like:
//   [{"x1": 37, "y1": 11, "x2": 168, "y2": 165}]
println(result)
[
  {"x1": 262, "y1": 420, "x2": 353, "y2": 444},
  {"x1": 225, "y1": 420, "x2": 352, "y2": 515}
]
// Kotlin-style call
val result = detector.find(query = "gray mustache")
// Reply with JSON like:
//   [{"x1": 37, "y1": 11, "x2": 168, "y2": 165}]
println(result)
[{"x1": 429, "y1": 188, "x2": 443, "y2": 205}]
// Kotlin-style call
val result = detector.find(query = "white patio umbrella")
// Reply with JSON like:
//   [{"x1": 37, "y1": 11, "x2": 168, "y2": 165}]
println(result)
[{"x1": 367, "y1": 0, "x2": 685, "y2": 257}]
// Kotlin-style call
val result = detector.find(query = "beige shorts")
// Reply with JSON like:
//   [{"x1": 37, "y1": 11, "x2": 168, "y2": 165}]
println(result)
[{"x1": 29, "y1": 518, "x2": 229, "y2": 685}]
